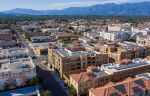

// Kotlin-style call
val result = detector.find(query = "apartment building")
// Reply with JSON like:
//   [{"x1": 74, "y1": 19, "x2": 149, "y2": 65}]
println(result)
[
  {"x1": 107, "y1": 24, "x2": 122, "y2": 32},
  {"x1": 31, "y1": 42, "x2": 50, "y2": 56},
  {"x1": 107, "y1": 23, "x2": 133, "y2": 32},
  {"x1": 69, "y1": 66, "x2": 109, "y2": 95},
  {"x1": 41, "y1": 28, "x2": 59, "y2": 34},
  {"x1": 84, "y1": 31, "x2": 100, "y2": 40},
  {"x1": 0, "y1": 29, "x2": 19, "y2": 49},
  {"x1": 28, "y1": 32, "x2": 79, "y2": 57},
  {"x1": 0, "y1": 48, "x2": 29, "y2": 60},
  {"x1": 0, "y1": 26, "x2": 40, "y2": 95},
  {"x1": 136, "y1": 34, "x2": 150, "y2": 47},
  {"x1": 89, "y1": 73, "x2": 150, "y2": 96},
  {"x1": 0, "y1": 57, "x2": 36, "y2": 90},
  {"x1": 69, "y1": 58, "x2": 150, "y2": 95},
  {"x1": 98, "y1": 31, "x2": 131, "y2": 41},
  {"x1": 0, "y1": 40, "x2": 18, "y2": 49},
  {"x1": 56, "y1": 32, "x2": 79, "y2": 44},
  {"x1": 30, "y1": 36, "x2": 56, "y2": 43},
  {"x1": 29, "y1": 36, "x2": 56, "y2": 56},
  {"x1": 48, "y1": 48, "x2": 109, "y2": 81},
  {"x1": 95, "y1": 41, "x2": 146, "y2": 63},
  {"x1": 101, "y1": 58, "x2": 150, "y2": 76},
  {"x1": 0, "y1": 29, "x2": 14, "y2": 41}
]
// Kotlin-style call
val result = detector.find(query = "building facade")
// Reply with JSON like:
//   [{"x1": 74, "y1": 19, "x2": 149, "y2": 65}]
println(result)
[{"x1": 48, "y1": 48, "x2": 109, "y2": 81}]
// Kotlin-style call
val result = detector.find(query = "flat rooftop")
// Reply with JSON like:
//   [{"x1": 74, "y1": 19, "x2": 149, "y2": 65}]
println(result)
[
  {"x1": 136, "y1": 73, "x2": 150, "y2": 80},
  {"x1": 0, "y1": 40, "x2": 17, "y2": 46},
  {"x1": 0, "y1": 48, "x2": 29, "y2": 59},
  {"x1": 118, "y1": 41, "x2": 143, "y2": 51},
  {"x1": 101, "y1": 58, "x2": 150, "y2": 74},
  {"x1": 0, "y1": 29, "x2": 11, "y2": 34},
  {"x1": 31, "y1": 35, "x2": 50, "y2": 39},
  {"x1": 55, "y1": 48, "x2": 97, "y2": 57},
  {"x1": 0, "y1": 58, "x2": 35, "y2": 72},
  {"x1": 31, "y1": 42, "x2": 50, "y2": 48},
  {"x1": 0, "y1": 48, "x2": 28, "y2": 55}
]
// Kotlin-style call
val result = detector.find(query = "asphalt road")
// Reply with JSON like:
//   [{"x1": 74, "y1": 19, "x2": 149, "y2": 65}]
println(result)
[
  {"x1": 16, "y1": 29, "x2": 68, "y2": 96},
  {"x1": 36, "y1": 66, "x2": 68, "y2": 96},
  {"x1": 16, "y1": 29, "x2": 35, "y2": 56}
]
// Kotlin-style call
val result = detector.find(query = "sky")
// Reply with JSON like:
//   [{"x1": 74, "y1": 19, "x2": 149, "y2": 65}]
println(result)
[{"x1": 0, "y1": 0, "x2": 150, "y2": 11}]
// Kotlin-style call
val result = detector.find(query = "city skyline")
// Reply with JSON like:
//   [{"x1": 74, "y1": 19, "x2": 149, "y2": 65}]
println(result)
[
  {"x1": 0, "y1": 0, "x2": 150, "y2": 11},
  {"x1": 0, "y1": 1, "x2": 150, "y2": 95}
]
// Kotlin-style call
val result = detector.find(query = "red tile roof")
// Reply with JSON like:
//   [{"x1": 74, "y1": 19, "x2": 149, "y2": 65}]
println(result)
[{"x1": 90, "y1": 77, "x2": 150, "y2": 96}]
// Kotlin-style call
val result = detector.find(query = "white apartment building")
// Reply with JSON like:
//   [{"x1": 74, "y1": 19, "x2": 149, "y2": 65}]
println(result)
[
  {"x1": 41, "y1": 28, "x2": 59, "y2": 33},
  {"x1": 0, "y1": 57, "x2": 36, "y2": 90},
  {"x1": 98, "y1": 31, "x2": 131, "y2": 41},
  {"x1": 0, "y1": 48, "x2": 29, "y2": 59},
  {"x1": 108, "y1": 24, "x2": 122, "y2": 32},
  {"x1": 101, "y1": 58, "x2": 150, "y2": 75},
  {"x1": 136, "y1": 34, "x2": 150, "y2": 47}
]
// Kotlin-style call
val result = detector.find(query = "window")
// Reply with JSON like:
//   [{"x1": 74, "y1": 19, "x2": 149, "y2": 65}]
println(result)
[
  {"x1": 115, "y1": 84, "x2": 127, "y2": 94},
  {"x1": 110, "y1": 92, "x2": 120, "y2": 96},
  {"x1": 77, "y1": 63, "x2": 81, "y2": 66},
  {"x1": 133, "y1": 86, "x2": 145, "y2": 96},
  {"x1": 92, "y1": 61, "x2": 95, "y2": 63},
  {"x1": 134, "y1": 79, "x2": 145, "y2": 88}
]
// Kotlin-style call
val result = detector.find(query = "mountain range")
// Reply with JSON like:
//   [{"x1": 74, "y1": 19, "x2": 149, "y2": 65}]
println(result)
[{"x1": 2, "y1": 2, "x2": 150, "y2": 16}]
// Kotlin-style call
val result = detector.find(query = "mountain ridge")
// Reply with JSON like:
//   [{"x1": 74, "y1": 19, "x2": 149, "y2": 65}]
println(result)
[{"x1": 2, "y1": 2, "x2": 150, "y2": 16}]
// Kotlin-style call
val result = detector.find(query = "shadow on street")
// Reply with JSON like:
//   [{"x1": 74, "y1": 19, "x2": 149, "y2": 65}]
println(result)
[{"x1": 36, "y1": 66, "x2": 68, "y2": 96}]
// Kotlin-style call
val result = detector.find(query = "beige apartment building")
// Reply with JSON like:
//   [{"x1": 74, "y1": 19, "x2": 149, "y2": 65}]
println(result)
[
  {"x1": 48, "y1": 47, "x2": 109, "y2": 81},
  {"x1": 95, "y1": 41, "x2": 146, "y2": 63}
]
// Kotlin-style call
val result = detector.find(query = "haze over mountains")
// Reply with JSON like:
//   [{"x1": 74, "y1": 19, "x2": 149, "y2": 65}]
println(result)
[{"x1": 2, "y1": 2, "x2": 150, "y2": 16}]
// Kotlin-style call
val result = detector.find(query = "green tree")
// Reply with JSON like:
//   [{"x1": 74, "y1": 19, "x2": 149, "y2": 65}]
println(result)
[
  {"x1": 41, "y1": 90, "x2": 52, "y2": 96},
  {"x1": 28, "y1": 77, "x2": 40, "y2": 85},
  {"x1": 69, "y1": 85, "x2": 77, "y2": 96}
]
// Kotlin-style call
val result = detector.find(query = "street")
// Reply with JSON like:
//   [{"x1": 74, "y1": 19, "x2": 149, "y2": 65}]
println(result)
[
  {"x1": 36, "y1": 66, "x2": 68, "y2": 96},
  {"x1": 16, "y1": 29, "x2": 68, "y2": 96}
]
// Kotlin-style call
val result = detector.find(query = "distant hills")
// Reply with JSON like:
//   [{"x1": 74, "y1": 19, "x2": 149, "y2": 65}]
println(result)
[{"x1": 2, "y1": 2, "x2": 150, "y2": 16}]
